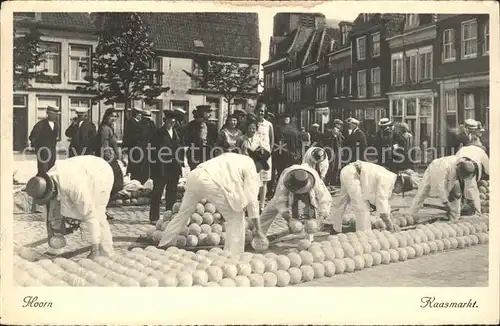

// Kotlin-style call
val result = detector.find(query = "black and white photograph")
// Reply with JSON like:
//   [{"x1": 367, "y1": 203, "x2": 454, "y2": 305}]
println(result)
[{"x1": 1, "y1": 1, "x2": 499, "y2": 325}]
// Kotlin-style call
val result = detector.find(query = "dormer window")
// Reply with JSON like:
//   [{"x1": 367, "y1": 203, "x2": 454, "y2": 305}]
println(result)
[
  {"x1": 329, "y1": 40, "x2": 336, "y2": 52},
  {"x1": 405, "y1": 14, "x2": 419, "y2": 29},
  {"x1": 271, "y1": 43, "x2": 277, "y2": 56}
]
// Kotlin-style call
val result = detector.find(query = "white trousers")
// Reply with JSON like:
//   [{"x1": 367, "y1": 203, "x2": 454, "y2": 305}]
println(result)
[
  {"x1": 324, "y1": 164, "x2": 371, "y2": 232},
  {"x1": 409, "y1": 180, "x2": 462, "y2": 220},
  {"x1": 160, "y1": 168, "x2": 246, "y2": 256}
]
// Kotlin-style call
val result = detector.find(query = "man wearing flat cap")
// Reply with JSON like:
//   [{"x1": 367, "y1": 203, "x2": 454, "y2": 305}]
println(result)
[
  {"x1": 185, "y1": 104, "x2": 218, "y2": 170},
  {"x1": 123, "y1": 107, "x2": 148, "y2": 183},
  {"x1": 375, "y1": 118, "x2": 406, "y2": 173},
  {"x1": 65, "y1": 107, "x2": 97, "y2": 158},
  {"x1": 29, "y1": 105, "x2": 61, "y2": 175},
  {"x1": 343, "y1": 117, "x2": 367, "y2": 164}
]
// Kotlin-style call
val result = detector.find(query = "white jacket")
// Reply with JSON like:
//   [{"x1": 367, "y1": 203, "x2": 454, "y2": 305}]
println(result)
[
  {"x1": 355, "y1": 161, "x2": 397, "y2": 216},
  {"x1": 301, "y1": 147, "x2": 329, "y2": 180},
  {"x1": 48, "y1": 156, "x2": 114, "y2": 221},
  {"x1": 197, "y1": 153, "x2": 261, "y2": 212},
  {"x1": 456, "y1": 145, "x2": 489, "y2": 180},
  {"x1": 419, "y1": 156, "x2": 461, "y2": 203}
]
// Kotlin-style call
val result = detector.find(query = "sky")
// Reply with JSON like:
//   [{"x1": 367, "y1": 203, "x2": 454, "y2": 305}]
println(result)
[{"x1": 257, "y1": 10, "x2": 359, "y2": 85}]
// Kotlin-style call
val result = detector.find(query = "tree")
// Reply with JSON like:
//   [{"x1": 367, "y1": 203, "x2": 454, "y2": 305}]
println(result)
[
  {"x1": 78, "y1": 13, "x2": 169, "y2": 118},
  {"x1": 13, "y1": 27, "x2": 47, "y2": 90},
  {"x1": 183, "y1": 61, "x2": 260, "y2": 113}
]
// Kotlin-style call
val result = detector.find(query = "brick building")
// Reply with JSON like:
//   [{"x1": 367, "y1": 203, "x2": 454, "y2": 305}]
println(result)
[
  {"x1": 13, "y1": 12, "x2": 260, "y2": 152},
  {"x1": 435, "y1": 14, "x2": 489, "y2": 149}
]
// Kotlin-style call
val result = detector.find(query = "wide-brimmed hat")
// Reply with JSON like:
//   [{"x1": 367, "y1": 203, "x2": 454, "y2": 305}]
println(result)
[
  {"x1": 196, "y1": 105, "x2": 213, "y2": 113},
  {"x1": 174, "y1": 108, "x2": 186, "y2": 115},
  {"x1": 46, "y1": 105, "x2": 61, "y2": 114},
  {"x1": 131, "y1": 107, "x2": 143, "y2": 113},
  {"x1": 347, "y1": 118, "x2": 360, "y2": 125},
  {"x1": 464, "y1": 119, "x2": 479, "y2": 130},
  {"x1": 456, "y1": 159, "x2": 477, "y2": 178},
  {"x1": 247, "y1": 147, "x2": 271, "y2": 170},
  {"x1": 163, "y1": 110, "x2": 177, "y2": 120},
  {"x1": 74, "y1": 107, "x2": 89, "y2": 115},
  {"x1": 378, "y1": 118, "x2": 393, "y2": 128},
  {"x1": 311, "y1": 123, "x2": 320, "y2": 128},
  {"x1": 283, "y1": 168, "x2": 316, "y2": 194},
  {"x1": 142, "y1": 109, "x2": 152, "y2": 117},
  {"x1": 311, "y1": 148, "x2": 327, "y2": 163},
  {"x1": 24, "y1": 174, "x2": 56, "y2": 205}
]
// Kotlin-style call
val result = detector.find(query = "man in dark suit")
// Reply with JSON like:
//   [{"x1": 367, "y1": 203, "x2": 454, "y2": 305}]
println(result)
[
  {"x1": 185, "y1": 105, "x2": 218, "y2": 170},
  {"x1": 375, "y1": 118, "x2": 407, "y2": 173},
  {"x1": 310, "y1": 123, "x2": 323, "y2": 147},
  {"x1": 149, "y1": 111, "x2": 184, "y2": 223},
  {"x1": 123, "y1": 107, "x2": 147, "y2": 183},
  {"x1": 343, "y1": 118, "x2": 367, "y2": 164},
  {"x1": 324, "y1": 119, "x2": 345, "y2": 186},
  {"x1": 29, "y1": 105, "x2": 60, "y2": 175},
  {"x1": 140, "y1": 109, "x2": 157, "y2": 182},
  {"x1": 65, "y1": 107, "x2": 97, "y2": 157},
  {"x1": 274, "y1": 113, "x2": 302, "y2": 179}
]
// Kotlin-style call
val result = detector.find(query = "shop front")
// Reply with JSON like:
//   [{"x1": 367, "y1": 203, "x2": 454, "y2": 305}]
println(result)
[{"x1": 388, "y1": 90, "x2": 436, "y2": 163}]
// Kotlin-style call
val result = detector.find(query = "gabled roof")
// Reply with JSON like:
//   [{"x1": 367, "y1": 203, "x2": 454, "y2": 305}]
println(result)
[
  {"x1": 350, "y1": 13, "x2": 405, "y2": 36},
  {"x1": 263, "y1": 26, "x2": 314, "y2": 66},
  {"x1": 14, "y1": 12, "x2": 260, "y2": 61}
]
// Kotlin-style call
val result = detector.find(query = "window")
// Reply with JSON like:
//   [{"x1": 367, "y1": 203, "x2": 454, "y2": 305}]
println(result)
[
  {"x1": 38, "y1": 42, "x2": 61, "y2": 77},
  {"x1": 357, "y1": 70, "x2": 366, "y2": 98},
  {"x1": 69, "y1": 98, "x2": 92, "y2": 122},
  {"x1": 405, "y1": 14, "x2": 419, "y2": 29},
  {"x1": 149, "y1": 57, "x2": 163, "y2": 85},
  {"x1": 391, "y1": 53, "x2": 404, "y2": 84},
  {"x1": 317, "y1": 84, "x2": 327, "y2": 103},
  {"x1": 444, "y1": 90, "x2": 457, "y2": 113},
  {"x1": 418, "y1": 47, "x2": 433, "y2": 81},
  {"x1": 206, "y1": 97, "x2": 220, "y2": 122},
  {"x1": 340, "y1": 75, "x2": 344, "y2": 96},
  {"x1": 332, "y1": 76, "x2": 338, "y2": 96},
  {"x1": 341, "y1": 26, "x2": 349, "y2": 45},
  {"x1": 371, "y1": 67, "x2": 381, "y2": 97},
  {"x1": 69, "y1": 45, "x2": 90, "y2": 82},
  {"x1": 14, "y1": 95, "x2": 27, "y2": 107},
  {"x1": 372, "y1": 32, "x2": 380, "y2": 57},
  {"x1": 406, "y1": 98, "x2": 417, "y2": 116},
  {"x1": 462, "y1": 20, "x2": 477, "y2": 58},
  {"x1": 347, "y1": 74, "x2": 352, "y2": 95},
  {"x1": 391, "y1": 99, "x2": 403, "y2": 119},
  {"x1": 305, "y1": 76, "x2": 312, "y2": 85},
  {"x1": 356, "y1": 36, "x2": 366, "y2": 60},
  {"x1": 464, "y1": 93, "x2": 475, "y2": 120},
  {"x1": 442, "y1": 29, "x2": 456, "y2": 61},
  {"x1": 36, "y1": 96, "x2": 61, "y2": 140},
  {"x1": 483, "y1": 21, "x2": 489, "y2": 55},
  {"x1": 405, "y1": 51, "x2": 418, "y2": 83}
]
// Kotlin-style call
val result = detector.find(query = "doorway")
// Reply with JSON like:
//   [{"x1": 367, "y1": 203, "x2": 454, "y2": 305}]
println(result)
[{"x1": 13, "y1": 95, "x2": 28, "y2": 152}]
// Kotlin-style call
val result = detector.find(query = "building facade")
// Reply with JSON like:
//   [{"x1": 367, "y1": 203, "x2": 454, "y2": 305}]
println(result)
[
  {"x1": 435, "y1": 14, "x2": 489, "y2": 149},
  {"x1": 13, "y1": 12, "x2": 260, "y2": 152}
]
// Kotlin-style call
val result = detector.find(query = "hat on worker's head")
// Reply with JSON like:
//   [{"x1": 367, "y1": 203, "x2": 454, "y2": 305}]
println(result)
[
  {"x1": 464, "y1": 119, "x2": 479, "y2": 130},
  {"x1": 247, "y1": 147, "x2": 271, "y2": 171},
  {"x1": 378, "y1": 118, "x2": 393, "y2": 130},
  {"x1": 142, "y1": 109, "x2": 152, "y2": 117},
  {"x1": 24, "y1": 173, "x2": 57, "y2": 205},
  {"x1": 394, "y1": 171, "x2": 415, "y2": 196},
  {"x1": 311, "y1": 147, "x2": 327, "y2": 163},
  {"x1": 74, "y1": 107, "x2": 89, "y2": 115},
  {"x1": 46, "y1": 106, "x2": 61, "y2": 114},
  {"x1": 283, "y1": 168, "x2": 316, "y2": 194},
  {"x1": 456, "y1": 158, "x2": 477, "y2": 179},
  {"x1": 196, "y1": 105, "x2": 213, "y2": 113}
]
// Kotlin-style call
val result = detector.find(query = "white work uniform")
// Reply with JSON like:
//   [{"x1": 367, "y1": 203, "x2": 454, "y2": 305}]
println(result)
[
  {"x1": 301, "y1": 147, "x2": 329, "y2": 181},
  {"x1": 324, "y1": 161, "x2": 396, "y2": 232},
  {"x1": 47, "y1": 156, "x2": 115, "y2": 256},
  {"x1": 455, "y1": 145, "x2": 489, "y2": 213},
  {"x1": 159, "y1": 153, "x2": 261, "y2": 255},
  {"x1": 409, "y1": 156, "x2": 464, "y2": 219},
  {"x1": 260, "y1": 165, "x2": 332, "y2": 237}
]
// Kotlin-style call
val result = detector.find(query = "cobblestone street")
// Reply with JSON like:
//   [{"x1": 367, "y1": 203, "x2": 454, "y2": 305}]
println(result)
[{"x1": 13, "y1": 189, "x2": 489, "y2": 287}]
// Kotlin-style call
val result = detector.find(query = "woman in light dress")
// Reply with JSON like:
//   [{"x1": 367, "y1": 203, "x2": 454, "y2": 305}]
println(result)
[
  {"x1": 217, "y1": 114, "x2": 243, "y2": 153},
  {"x1": 241, "y1": 118, "x2": 272, "y2": 212},
  {"x1": 255, "y1": 105, "x2": 274, "y2": 210}
]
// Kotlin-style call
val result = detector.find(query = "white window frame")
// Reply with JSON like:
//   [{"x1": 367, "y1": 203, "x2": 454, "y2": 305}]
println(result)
[
  {"x1": 340, "y1": 75, "x2": 345, "y2": 96},
  {"x1": 39, "y1": 42, "x2": 61, "y2": 76},
  {"x1": 317, "y1": 83, "x2": 327, "y2": 103},
  {"x1": 418, "y1": 46, "x2": 433, "y2": 81},
  {"x1": 461, "y1": 19, "x2": 478, "y2": 59},
  {"x1": 371, "y1": 67, "x2": 381, "y2": 97},
  {"x1": 444, "y1": 90, "x2": 457, "y2": 113},
  {"x1": 391, "y1": 52, "x2": 404, "y2": 85},
  {"x1": 356, "y1": 36, "x2": 366, "y2": 61},
  {"x1": 483, "y1": 21, "x2": 489, "y2": 55},
  {"x1": 371, "y1": 32, "x2": 380, "y2": 57},
  {"x1": 405, "y1": 14, "x2": 419, "y2": 29},
  {"x1": 69, "y1": 44, "x2": 91, "y2": 83},
  {"x1": 405, "y1": 49, "x2": 418, "y2": 83},
  {"x1": 357, "y1": 69, "x2": 367, "y2": 98},
  {"x1": 442, "y1": 29, "x2": 456, "y2": 62},
  {"x1": 348, "y1": 74, "x2": 352, "y2": 96},
  {"x1": 464, "y1": 93, "x2": 475, "y2": 120},
  {"x1": 332, "y1": 76, "x2": 338, "y2": 96}
]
